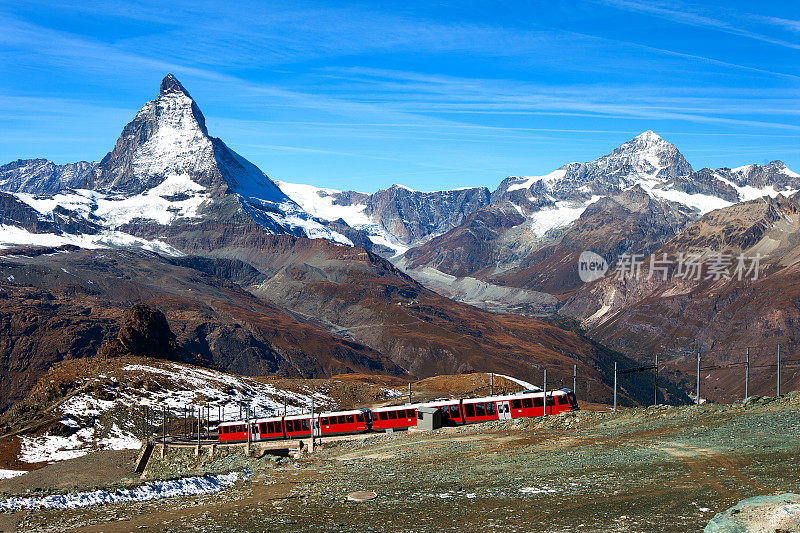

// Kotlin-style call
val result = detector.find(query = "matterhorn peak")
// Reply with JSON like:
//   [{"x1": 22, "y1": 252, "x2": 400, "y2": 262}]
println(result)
[{"x1": 159, "y1": 73, "x2": 192, "y2": 98}]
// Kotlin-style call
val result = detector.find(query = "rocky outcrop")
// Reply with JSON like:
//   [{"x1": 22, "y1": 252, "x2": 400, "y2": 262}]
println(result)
[{"x1": 98, "y1": 303, "x2": 181, "y2": 360}]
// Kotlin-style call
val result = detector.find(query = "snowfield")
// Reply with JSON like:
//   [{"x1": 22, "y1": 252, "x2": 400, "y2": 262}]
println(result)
[
  {"x1": 276, "y1": 180, "x2": 412, "y2": 255},
  {"x1": 0, "y1": 471, "x2": 247, "y2": 511}
]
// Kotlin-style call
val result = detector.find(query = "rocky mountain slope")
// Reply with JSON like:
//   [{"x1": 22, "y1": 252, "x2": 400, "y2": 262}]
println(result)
[
  {"x1": 399, "y1": 132, "x2": 799, "y2": 308},
  {"x1": 276, "y1": 181, "x2": 490, "y2": 256},
  {"x1": 0, "y1": 246, "x2": 402, "y2": 410},
  {"x1": 561, "y1": 192, "x2": 800, "y2": 400}
]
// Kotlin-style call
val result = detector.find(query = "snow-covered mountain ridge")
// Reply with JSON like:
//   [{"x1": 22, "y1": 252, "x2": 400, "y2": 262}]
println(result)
[
  {"x1": 1, "y1": 76, "x2": 798, "y2": 260},
  {"x1": 488, "y1": 131, "x2": 798, "y2": 239}
]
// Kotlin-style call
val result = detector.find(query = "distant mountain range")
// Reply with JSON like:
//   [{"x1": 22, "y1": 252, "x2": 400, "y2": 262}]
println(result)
[
  {"x1": 2, "y1": 74, "x2": 797, "y2": 404},
  {"x1": 0, "y1": 74, "x2": 673, "y2": 411}
]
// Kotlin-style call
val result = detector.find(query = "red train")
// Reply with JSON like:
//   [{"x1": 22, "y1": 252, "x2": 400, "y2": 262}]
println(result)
[{"x1": 217, "y1": 388, "x2": 578, "y2": 443}]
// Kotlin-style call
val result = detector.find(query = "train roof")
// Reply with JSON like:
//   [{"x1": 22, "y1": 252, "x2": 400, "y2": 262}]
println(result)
[
  {"x1": 317, "y1": 409, "x2": 367, "y2": 417},
  {"x1": 469, "y1": 390, "x2": 567, "y2": 403},
  {"x1": 372, "y1": 404, "x2": 417, "y2": 411}
]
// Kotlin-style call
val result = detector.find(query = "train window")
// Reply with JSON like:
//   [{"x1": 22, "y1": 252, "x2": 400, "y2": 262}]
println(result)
[
  {"x1": 388, "y1": 410, "x2": 398, "y2": 420},
  {"x1": 252, "y1": 424, "x2": 258, "y2": 433},
  {"x1": 533, "y1": 398, "x2": 543, "y2": 408},
  {"x1": 546, "y1": 396, "x2": 555, "y2": 406},
  {"x1": 465, "y1": 403, "x2": 476, "y2": 418},
  {"x1": 407, "y1": 409, "x2": 415, "y2": 418},
  {"x1": 260, "y1": 422, "x2": 268, "y2": 433},
  {"x1": 417, "y1": 411, "x2": 423, "y2": 420},
  {"x1": 449, "y1": 405, "x2": 460, "y2": 418},
  {"x1": 356, "y1": 413, "x2": 364, "y2": 422},
  {"x1": 237, "y1": 425, "x2": 245, "y2": 433},
  {"x1": 522, "y1": 398, "x2": 533, "y2": 408},
  {"x1": 510, "y1": 399, "x2": 522, "y2": 409},
  {"x1": 558, "y1": 396, "x2": 568, "y2": 405},
  {"x1": 475, "y1": 403, "x2": 486, "y2": 416},
  {"x1": 301, "y1": 419, "x2": 310, "y2": 431},
  {"x1": 285, "y1": 420, "x2": 293, "y2": 432},
  {"x1": 345, "y1": 414, "x2": 354, "y2": 424},
  {"x1": 221, "y1": 426, "x2": 228, "y2": 434},
  {"x1": 486, "y1": 402, "x2": 496, "y2": 416},
  {"x1": 338, "y1": 415, "x2": 346, "y2": 424},
  {"x1": 379, "y1": 412, "x2": 388, "y2": 421}
]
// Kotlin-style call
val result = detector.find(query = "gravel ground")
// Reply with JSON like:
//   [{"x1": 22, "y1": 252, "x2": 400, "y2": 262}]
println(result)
[{"x1": 3, "y1": 393, "x2": 800, "y2": 532}]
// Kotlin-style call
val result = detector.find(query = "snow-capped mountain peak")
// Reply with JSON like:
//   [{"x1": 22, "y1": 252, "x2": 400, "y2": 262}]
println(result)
[
  {"x1": 633, "y1": 130, "x2": 662, "y2": 142},
  {"x1": 159, "y1": 73, "x2": 193, "y2": 98},
  {"x1": 594, "y1": 130, "x2": 693, "y2": 183},
  {"x1": 0, "y1": 74, "x2": 354, "y2": 251}
]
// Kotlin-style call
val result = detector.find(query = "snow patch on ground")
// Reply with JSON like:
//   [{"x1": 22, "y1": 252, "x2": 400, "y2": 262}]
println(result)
[
  {"x1": 519, "y1": 485, "x2": 558, "y2": 495},
  {"x1": 19, "y1": 428, "x2": 96, "y2": 463},
  {"x1": 0, "y1": 469, "x2": 27, "y2": 480},
  {"x1": 0, "y1": 471, "x2": 246, "y2": 511},
  {"x1": 99, "y1": 424, "x2": 142, "y2": 451}
]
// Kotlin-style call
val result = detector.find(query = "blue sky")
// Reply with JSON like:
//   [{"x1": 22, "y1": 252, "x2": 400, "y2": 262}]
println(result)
[{"x1": 1, "y1": 0, "x2": 798, "y2": 192}]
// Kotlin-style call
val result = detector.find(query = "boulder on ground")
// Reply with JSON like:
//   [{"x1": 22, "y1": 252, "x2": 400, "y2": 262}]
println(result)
[{"x1": 705, "y1": 493, "x2": 800, "y2": 533}]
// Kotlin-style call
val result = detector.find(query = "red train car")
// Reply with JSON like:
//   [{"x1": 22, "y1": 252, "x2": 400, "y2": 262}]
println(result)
[
  {"x1": 218, "y1": 420, "x2": 249, "y2": 442},
  {"x1": 371, "y1": 405, "x2": 417, "y2": 431},
  {"x1": 319, "y1": 409, "x2": 370, "y2": 436}
]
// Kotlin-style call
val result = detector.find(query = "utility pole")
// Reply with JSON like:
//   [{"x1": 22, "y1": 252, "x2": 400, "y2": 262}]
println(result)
[
  {"x1": 543, "y1": 368, "x2": 547, "y2": 417},
  {"x1": 573, "y1": 365, "x2": 577, "y2": 394},
  {"x1": 745, "y1": 348, "x2": 750, "y2": 399},
  {"x1": 246, "y1": 406, "x2": 251, "y2": 455},
  {"x1": 311, "y1": 394, "x2": 315, "y2": 448},
  {"x1": 490, "y1": 372, "x2": 494, "y2": 396},
  {"x1": 613, "y1": 362, "x2": 617, "y2": 412},
  {"x1": 408, "y1": 382, "x2": 411, "y2": 404},
  {"x1": 654, "y1": 353, "x2": 659, "y2": 406},
  {"x1": 777, "y1": 343, "x2": 781, "y2": 397},
  {"x1": 696, "y1": 351, "x2": 701, "y2": 406},
  {"x1": 162, "y1": 406, "x2": 167, "y2": 443}
]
